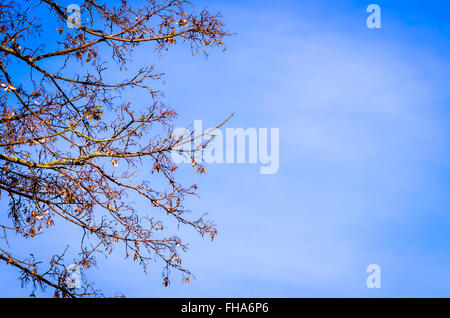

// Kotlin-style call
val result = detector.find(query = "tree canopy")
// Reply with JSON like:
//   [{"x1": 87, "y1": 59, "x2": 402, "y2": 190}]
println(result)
[{"x1": 0, "y1": 0, "x2": 228, "y2": 297}]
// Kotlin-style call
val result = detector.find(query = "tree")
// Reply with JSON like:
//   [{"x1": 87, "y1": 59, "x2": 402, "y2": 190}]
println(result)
[{"x1": 0, "y1": 0, "x2": 228, "y2": 297}]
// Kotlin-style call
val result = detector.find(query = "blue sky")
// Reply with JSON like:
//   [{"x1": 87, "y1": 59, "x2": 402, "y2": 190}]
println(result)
[{"x1": 1, "y1": 0, "x2": 450, "y2": 297}]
